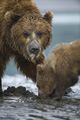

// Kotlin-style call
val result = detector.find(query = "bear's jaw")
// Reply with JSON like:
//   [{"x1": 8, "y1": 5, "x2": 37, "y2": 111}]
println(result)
[
  {"x1": 30, "y1": 54, "x2": 36, "y2": 61},
  {"x1": 49, "y1": 88, "x2": 56, "y2": 98},
  {"x1": 29, "y1": 53, "x2": 40, "y2": 62}
]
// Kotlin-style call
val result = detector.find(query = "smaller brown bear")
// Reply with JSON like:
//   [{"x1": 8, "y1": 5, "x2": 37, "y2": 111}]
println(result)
[{"x1": 36, "y1": 41, "x2": 80, "y2": 100}]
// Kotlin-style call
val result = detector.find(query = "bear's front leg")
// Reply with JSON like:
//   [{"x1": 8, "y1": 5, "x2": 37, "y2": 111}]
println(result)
[
  {"x1": 0, "y1": 78, "x2": 2, "y2": 94},
  {"x1": 0, "y1": 52, "x2": 10, "y2": 95},
  {"x1": 54, "y1": 87, "x2": 65, "y2": 100},
  {"x1": 54, "y1": 77, "x2": 67, "y2": 100}
]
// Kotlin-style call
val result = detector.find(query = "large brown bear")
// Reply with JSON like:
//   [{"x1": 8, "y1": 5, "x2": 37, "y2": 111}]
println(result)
[
  {"x1": 37, "y1": 41, "x2": 80, "y2": 100},
  {"x1": 0, "y1": 0, "x2": 53, "y2": 94}
]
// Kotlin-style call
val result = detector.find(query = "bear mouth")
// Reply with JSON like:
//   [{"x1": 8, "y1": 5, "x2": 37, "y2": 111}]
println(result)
[
  {"x1": 30, "y1": 54, "x2": 36, "y2": 61},
  {"x1": 30, "y1": 53, "x2": 40, "y2": 62}
]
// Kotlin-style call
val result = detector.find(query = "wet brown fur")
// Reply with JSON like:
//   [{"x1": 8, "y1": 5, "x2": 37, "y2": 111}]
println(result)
[
  {"x1": 37, "y1": 41, "x2": 80, "y2": 99},
  {"x1": 0, "y1": 0, "x2": 53, "y2": 94}
]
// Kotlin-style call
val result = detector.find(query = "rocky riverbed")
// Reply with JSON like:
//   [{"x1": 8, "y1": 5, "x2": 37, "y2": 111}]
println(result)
[{"x1": 0, "y1": 75, "x2": 80, "y2": 120}]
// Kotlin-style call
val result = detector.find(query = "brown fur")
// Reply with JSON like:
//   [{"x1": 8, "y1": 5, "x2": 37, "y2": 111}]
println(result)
[
  {"x1": 0, "y1": 0, "x2": 53, "y2": 94},
  {"x1": 37, "y1": 41, "x2": 80, "y2": 99}
]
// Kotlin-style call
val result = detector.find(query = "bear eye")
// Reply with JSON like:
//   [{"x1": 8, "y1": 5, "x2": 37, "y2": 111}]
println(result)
[
  {"x1": 23, "y1": 32, "x2": 30, "y2": 38},
  {"x1": 36, "y1": 32, "x2": 43, "y2": 38}
]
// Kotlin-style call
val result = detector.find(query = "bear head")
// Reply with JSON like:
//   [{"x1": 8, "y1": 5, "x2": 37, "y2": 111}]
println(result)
[
  {"x1": 4, "y1": 11, "x2": 53, "y2": 62},
  {"x1": 36, "y1": 63, "x2": 56, "y2": 98}
]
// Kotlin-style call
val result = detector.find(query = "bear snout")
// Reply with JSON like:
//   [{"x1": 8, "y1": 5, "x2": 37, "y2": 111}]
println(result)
[
  {"x1": 29, "y1": 45, "x2": 40, "y2": 55},
  {"x1": 27, "y1": 39, "x2": 41, "y2": 61},
  {"x1": 38, "y1": 91, "x2": 47, "y2": 99}
]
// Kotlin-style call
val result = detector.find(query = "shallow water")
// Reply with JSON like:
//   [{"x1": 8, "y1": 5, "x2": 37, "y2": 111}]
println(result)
[{"x1": 0, "y1": 75, "x2": 80, "y2": 120}]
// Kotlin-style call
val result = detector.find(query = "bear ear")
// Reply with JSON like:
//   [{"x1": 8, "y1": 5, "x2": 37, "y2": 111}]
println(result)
[
  {"x1": 43, "y1": 11, "x2": 53, "y2": 24},
  {"x1": 4, "y1": 11, "x2": 21, "y2": 23}
]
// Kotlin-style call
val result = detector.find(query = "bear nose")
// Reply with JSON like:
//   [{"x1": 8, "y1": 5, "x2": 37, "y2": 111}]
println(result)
[{"x1": 29, "y1": 45, "x2": 40, "y2": 55}]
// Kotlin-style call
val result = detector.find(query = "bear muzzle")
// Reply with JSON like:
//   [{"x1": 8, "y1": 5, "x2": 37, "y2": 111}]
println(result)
[
  {"x1": 29, "y1": 44, "x2": 40, "y2": 55},
  {"x1": 28, "y1": 44, "x2": 41, "y2": 61}
]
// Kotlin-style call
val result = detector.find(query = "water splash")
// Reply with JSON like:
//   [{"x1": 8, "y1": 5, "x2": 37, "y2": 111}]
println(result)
[{"x1": 2, "y1": 74, "x2": 38, "y2": 95}]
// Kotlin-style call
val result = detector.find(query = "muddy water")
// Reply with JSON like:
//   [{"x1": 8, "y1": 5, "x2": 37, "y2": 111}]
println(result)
[{"x1": 0, "y1": 75, "x2": 80, "y2": 120}]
